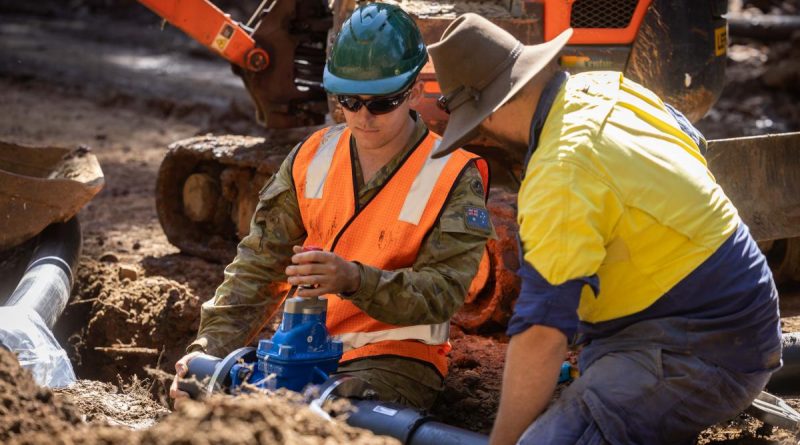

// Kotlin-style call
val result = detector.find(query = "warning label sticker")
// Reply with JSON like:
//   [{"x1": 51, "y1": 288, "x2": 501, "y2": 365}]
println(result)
[
  {"x1": 715, "y1": 26, "x2": 728, "y2": 57},
  {"x1": 213, "y1": 23, "x2": 235, "y2": 52}
]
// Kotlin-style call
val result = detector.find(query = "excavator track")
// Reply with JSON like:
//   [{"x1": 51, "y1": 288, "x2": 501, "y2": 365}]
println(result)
[{"x1": 155, "y1": 130, "x2": 313, "y2": 263}]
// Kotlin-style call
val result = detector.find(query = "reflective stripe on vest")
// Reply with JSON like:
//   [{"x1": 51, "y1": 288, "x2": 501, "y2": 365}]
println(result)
[
  {"x1": 292, "y1": 125, "x2": 489, "y2": 376},
  {"x1": 306, "y1": 133, "x2": 453, "y2": 227},
  {"x1": 335, "y1": 323, "x2": 450, "y2": 352},
  {"x1": 305, "y1": 124, "x2": 346, "y2": 199},
  {"x1": 399, "y1": 140, "x2": 452, "y2": 225}
]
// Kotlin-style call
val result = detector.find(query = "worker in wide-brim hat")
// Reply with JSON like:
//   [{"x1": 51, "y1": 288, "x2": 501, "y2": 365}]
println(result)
[
  {"x1": 170, "y1": 3, "x2": 494, "y2": 410},
  {"x1": 429, "y1": 14, "x2": 780, "y2": 445}
]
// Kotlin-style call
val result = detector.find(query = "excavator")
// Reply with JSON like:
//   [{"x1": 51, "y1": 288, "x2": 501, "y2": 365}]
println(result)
[
  {"x1": 124, "y1": 0, "x2": 800, "y2": 332},
  {"x1": 1, "y1": 0, "x2": 799, "y2": 439}
]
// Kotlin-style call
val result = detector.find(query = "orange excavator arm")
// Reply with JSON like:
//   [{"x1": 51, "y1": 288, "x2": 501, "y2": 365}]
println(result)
[{"x1": 138, "y1": 0, "x2": 269, "y2": 71}]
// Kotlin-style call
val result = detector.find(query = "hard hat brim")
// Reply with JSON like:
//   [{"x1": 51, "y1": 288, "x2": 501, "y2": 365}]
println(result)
[{"x1": 323, "y1": 66, "x2": 419, "y2": 96}]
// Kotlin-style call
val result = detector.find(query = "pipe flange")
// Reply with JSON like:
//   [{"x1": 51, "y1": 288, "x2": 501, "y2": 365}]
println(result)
[{"x1": 205, "y1": 347, "x2": 257, "y2": 395}]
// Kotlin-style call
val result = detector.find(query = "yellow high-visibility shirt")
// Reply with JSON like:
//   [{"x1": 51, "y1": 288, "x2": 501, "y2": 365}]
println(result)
[{"x1": 517, "y1": 71, "x2": 739, "y2": 324}]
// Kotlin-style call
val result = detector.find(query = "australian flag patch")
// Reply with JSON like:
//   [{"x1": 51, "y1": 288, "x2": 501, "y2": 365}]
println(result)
[{"x1": 465, "y1": 206, "x2": 491, "y2": 232}]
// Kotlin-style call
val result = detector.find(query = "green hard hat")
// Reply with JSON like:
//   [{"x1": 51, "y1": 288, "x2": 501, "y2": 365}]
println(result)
[{"x1": 324, "y1": 3, "x2": 427, "y2": 96}]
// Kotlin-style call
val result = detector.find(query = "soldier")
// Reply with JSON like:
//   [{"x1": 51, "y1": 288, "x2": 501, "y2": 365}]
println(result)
[
  {"x1": 169, "y1": 3, "x2": 494, "y2": 410},
  {"x1": 428, "y1": 14, "x2": 781, "y2": 445}
]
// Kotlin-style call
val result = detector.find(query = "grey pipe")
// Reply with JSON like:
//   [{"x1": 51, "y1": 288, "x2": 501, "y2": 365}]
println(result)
[{"x1": 4, "y1": 218, "x2": 81, "y2": 328}]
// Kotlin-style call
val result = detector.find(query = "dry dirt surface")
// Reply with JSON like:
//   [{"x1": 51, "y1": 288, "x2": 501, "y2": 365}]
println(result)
[
  {"x1": 54, "y1": 378, "x2": 170, "y2": 429},
  {"x1": 65, "y1": 258, "x2": 204, "y2": 383},
  {"x1": 1, "y1": 0, "x2": 800, "y2": 443},
  {"x1": 1, "y1": 348, "x2": 399, "y2": 445},
  {"x1": 0, "y1": 348, "x2": 83, "y2": 442}
]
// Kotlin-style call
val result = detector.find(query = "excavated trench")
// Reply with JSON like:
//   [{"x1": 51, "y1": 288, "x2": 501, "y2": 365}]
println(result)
[{"x1": 2, "y1": 0, "x2": 800, "y2": 443}]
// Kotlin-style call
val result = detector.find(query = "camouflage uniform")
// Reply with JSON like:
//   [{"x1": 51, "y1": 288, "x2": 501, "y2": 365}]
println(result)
[{"x1": 188, "y1": 116, "x2": 494, "y2": 409}]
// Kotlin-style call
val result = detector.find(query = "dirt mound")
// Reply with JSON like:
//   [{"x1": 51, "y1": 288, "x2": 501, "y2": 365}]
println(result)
[
  {"x1": 13, "y1": 391, "x2": 400, "y2": 445},
  {"x1": 0, "y1": 348, "x2": 82, "y2": 441},
  {"x1": 54, "y1": 378, "x2": 169, "y2": 429},
  {"x1": 3, "y1": 345, "x2": 398, "y2": 445},
  {"x1": 66, "y1": 258, "x2": 202, "y2": 381},
  {"x1": 141, "y1": 254, "x2": 224, "y2": 302},
  {"x1": 138, "y1": 392, "x2": 398, "y2": 445},
  {"x1": 1, "y1": 340, "x2": 395, "y2": 444}
]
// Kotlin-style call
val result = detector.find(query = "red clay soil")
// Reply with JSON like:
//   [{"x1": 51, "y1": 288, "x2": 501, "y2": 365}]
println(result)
[
  {"x1": 432, "y1": 332, "x2": 507, "y2": 433},
  {"x1": 454, "y1": 189, "x2": 521, "y2": 333},
  {"x1": 433, "y1": 332, "x2": 579, "y2": 435}
]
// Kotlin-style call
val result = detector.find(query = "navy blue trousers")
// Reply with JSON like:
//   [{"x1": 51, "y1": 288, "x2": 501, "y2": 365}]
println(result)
[{"x1": 518, "y1": 343, "x2": 770, "y2": 445}]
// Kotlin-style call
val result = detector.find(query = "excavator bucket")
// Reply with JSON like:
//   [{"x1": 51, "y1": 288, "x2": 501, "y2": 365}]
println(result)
[
  {"x1": 0, "y1": 142, "x2": 104, "y2": 251},
  {"x1": 707, "y1": 132, "x2": 800, "y2": 242}
]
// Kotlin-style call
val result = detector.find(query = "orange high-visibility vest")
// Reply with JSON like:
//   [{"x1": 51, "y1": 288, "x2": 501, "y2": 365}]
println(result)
[{"x1": 291, "y1": 124, "x2": 489, "y2": 376}]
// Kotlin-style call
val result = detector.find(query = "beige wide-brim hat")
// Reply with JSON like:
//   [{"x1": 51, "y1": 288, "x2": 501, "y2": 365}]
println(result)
[{"x1": 429, "y1": 14, "x2": 572, "y2": 158}]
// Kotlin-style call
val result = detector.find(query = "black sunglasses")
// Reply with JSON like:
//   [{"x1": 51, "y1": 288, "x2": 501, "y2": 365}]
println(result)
[{"x1": 337, "y1": 88, "x2": 412, "y2": 115}]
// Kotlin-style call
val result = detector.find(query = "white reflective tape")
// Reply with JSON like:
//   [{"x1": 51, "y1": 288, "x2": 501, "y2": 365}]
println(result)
[
  {"x1": 305, "y1": 125, "x2": 346, "y2": 199},
  {"x1": 372, "y1": 406, "x2": 398, "y2": 416},
  {"x1": 398, "y1": 140, "x2": 451, "y2": 225},
  {"x1": 334, "y1": 322, "x2": 450, "y2": 352}
]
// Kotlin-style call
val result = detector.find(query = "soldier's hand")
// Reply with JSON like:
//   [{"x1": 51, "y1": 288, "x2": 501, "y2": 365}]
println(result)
[
  {"x1": 286, "y1": 245, "x2": 361, "y2": 297},
  {"x1": 169, "y1": 351, "x2": 201, "y2": 409}
]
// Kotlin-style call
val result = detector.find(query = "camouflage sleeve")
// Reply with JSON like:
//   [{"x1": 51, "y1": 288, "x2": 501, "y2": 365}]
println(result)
[
  {"x1": 187, "y1": 146, "x2": 306, "y2": 357},
  {"x1": 342, "y1": 162, "x2": 495, "y2": 325}
]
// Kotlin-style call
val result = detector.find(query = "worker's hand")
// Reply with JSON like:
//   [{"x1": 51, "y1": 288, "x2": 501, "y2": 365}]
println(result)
[
  {"x1": 169, "y1": 351, "x2": 201, "y2": 409},
  {"x1": 285, "y1": 245, "x2": 361, "y2": 297}
]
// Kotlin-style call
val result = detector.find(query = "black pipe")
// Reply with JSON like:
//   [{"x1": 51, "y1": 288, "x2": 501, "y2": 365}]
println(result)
[
  {"x1": 4, "y1": 218, "x2": 81, "y2": 328},
  {"x1": 767, "y1": 332, "x2": 800, "y2": 393},
  {"x1": 0, "y1": 238, "x2": 36, "y2": 304},
  {"x1": 347, "y1": 400, "x2": 429, "y2": 443},
  {"x1": 411, "y1": 420, "x2": 489, "y2": 445},
  {"x1": 348, "y1": 400, "x2": 488, "y2": 445}
]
